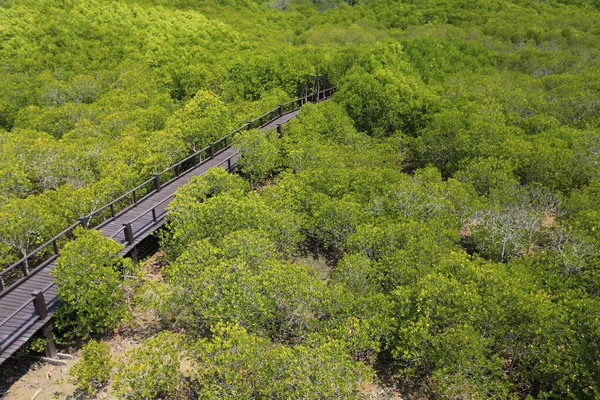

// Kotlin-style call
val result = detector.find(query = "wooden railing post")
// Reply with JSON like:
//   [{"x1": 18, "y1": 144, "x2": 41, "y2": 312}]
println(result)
[
  {"x1": 210, "y1": 142, "x2": 215, "y2": 159},
  {"x1": 78, "y1": 216, "x2": 90, "y2": 229},
  {"x1": 276, "y1": 124, "x2": 282, "y2": 138},
  {"x1": 32, "y1": 290, "x2": 48, "y2": 320},
  {"x1": 131, "y1": 247, "x2": 138, "y2": 265},
  {"x1": 123, "y1": 222, "x2": 134, "y2": 244},
  {"x1": 32, "y1": 290, "x2": 57, "y2": 358},
  {"x1": 279, "y1": 104, "x2": 283, "y2": 116},
  {"x1": 43, "y1": 323, "x2": 58, "y2": 359},
  {"x1": 154, "y1": 174, "x2": 161, "y2": 193},
  {"x1": 248, "y1": 120, "x2": 253, "y2": 130}
]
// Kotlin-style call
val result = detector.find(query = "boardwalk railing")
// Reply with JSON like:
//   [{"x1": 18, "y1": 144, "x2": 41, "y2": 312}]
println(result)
[
  {"x1": 110, "y1": 151, "x2": 240, "y2": 245},
  {"x1": 0, "y1": 86, "x2": 337, "y2": 298},
  {"x1": 0, "y1": 221, "x2": 82, "y2": 293},
  {"x1": 0, "y1": 281, "x2": 58, "y2": 357}
]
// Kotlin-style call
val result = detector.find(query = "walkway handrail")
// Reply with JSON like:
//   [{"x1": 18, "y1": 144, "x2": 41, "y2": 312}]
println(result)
[
  {"x1": 0, "y1": 220, "x2": 82, "y2": 296},
  {"x1": 0, "y1": 86, "x2": 337, "y2": 296},
  {"x1": 115, "y1": 151, "x2": 241, "y2": 245},
  {"x1": 0, "y1": 281, "x2": 57, "y2": 355},
  {"x1": 108, "y1": 194, "x2": 174, "y2": 242},
  {"x1": 91, "y1": 177, "x2": 155, "y2": 217}
]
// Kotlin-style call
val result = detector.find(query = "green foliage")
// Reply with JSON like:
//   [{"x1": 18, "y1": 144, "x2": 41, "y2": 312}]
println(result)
[
  {"x1": 566, "y1": 177, "x2": 600, "y2": 240},
  {"x1": 0, "y1": 194, "x2": 66, "y2": 267},
  {"x1": 109, "y1": 324, "x2": 372, "y2": 398},
  {"x1": 112, "y1": 332, "x2": 184, "y2": 400},
  {"x1": 70, "y1": 340, "x2": 113, "y2": 395},
  {"x1": 388, "y1": 252, "x2": 600, "y2": 399},
  {"x1": 21, "y1": 337, "x2": 48, "y2": 355},
  {"x1": 52, "y1": 228, "x2": 133, "y2": 338},
  {"x1": 163, "y1": 235, "x2": 327, "y2": 341},
  {"x1": 169, "y1": 166, "x2": 250, "y2": 205},
  {"x1": 167, "y1": 89, "x2": 232, "y2": 152},
  {"x1": 165, "y1": 188, "x2": 302, "y2": 259},
  {"x1": 190, "y1": 324, "x2": 372, "y2": 399},
  {"x1": 305, "y1": 193, "x2": 365, "y2": 252},
  {"x1": 283, "y1": 100, "x2": 369, "y2": 147},
  {"x1": 234, "y1": 128, "x2": 282, "y2": 187},
  {"x1": 2, "y1": 0, "x2": 600, "y2": 397},
  {"x1": 455, "y1": 157, "x2": 519, "y2": 196},
  {"x1": 338, "y1": 56, "x2": 439, "y2": 137}
]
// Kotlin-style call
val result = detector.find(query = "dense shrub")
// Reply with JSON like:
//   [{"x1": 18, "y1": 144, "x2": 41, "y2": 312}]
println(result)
[
  {"x1": 52, "y1": 229, "x2": 134, "y2": 338},
  {"x1": 70, "y1": 340, "x2": 113, "y2": 395}
]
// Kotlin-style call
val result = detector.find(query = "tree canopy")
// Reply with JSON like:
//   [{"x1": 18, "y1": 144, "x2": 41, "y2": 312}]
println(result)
[{"x1": 2, "y1": 0, "x2": 600, "y2": 398}]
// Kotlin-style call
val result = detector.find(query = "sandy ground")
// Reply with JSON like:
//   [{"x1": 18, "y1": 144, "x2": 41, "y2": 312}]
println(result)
[
  {"x1": 1, "y1": 357, "x2": 80, "y2": 400},
  {"x1": 0, "y1": 310, "x2": 161, "y2": 400}
]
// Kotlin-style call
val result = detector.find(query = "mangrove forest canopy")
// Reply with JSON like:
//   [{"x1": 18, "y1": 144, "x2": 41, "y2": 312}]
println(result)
[{"x1": 1, "y1": 0, "x2": 600, "y2": 398}]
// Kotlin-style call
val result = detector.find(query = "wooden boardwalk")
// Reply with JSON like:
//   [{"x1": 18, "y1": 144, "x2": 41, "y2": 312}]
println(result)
[
  {"x1": 0, "y1": 150, "x2": 241, "y2": 365},
  {"x1": 100, "y1": 148, "x2": 240, "y2": 252},
  {"x1": 0, "y1": 87, "x2": 331, "y2": 365}
]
